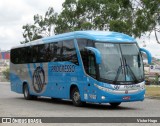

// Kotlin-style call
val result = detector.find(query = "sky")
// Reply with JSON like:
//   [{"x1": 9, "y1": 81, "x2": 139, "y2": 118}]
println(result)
[
  {"x1": 137, "y1": 32, "x2": 160, "y2": 59},
  {"x1": 0, "y1": 0, "x2": 65, "y2": 50},
  {"x1": 0, "y1": 0, "x2": 160, "y2": 59}
]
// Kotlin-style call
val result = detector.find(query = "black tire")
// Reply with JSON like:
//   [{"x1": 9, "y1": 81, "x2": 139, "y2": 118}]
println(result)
[
  {"x1": 109, "y1": 102, "x2": 121, "y2": 107},
  {"x1": 23, "y1": 84, "x2": 36, "y2": 100},
  {"x1": 71, "y1": 87, "x2": 83, "y2": 107}
]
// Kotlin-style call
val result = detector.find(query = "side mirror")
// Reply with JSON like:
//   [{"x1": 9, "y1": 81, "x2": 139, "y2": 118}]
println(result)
[
  {"x1": 140, "y1": 48, "x2": 152, "y2": 64},
  {"x1": 85, "y1": 47, "x2": 102, "y2": 64}
]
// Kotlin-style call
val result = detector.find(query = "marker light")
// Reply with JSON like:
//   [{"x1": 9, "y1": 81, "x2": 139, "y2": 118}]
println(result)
[{"x1": 101, "y1": 96, "x2": 106, "y2": 100}]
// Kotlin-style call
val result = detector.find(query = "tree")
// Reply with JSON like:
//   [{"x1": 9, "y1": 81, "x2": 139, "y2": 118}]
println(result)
[
  {"x1": 21, "y1": 7, "x2": 58, "y2": 43},
  {"x1": 21, "y1": 24, "x2": 42, "y2": 44},
  {"x1": 132, "y1": 0, "x2": 160, "y2": 42},
  {"x1": 33, "y1": 7, "x2": 58, "y2": 36},
  {"x1": 2, "y1": 67, "x2": 10, "y2": 81},
  {"x1": 22, "y1": 0, "x2": 160, "y2": 43},
  {"x1": 55, "y1": 0, "x2": 160, "y2": 42}
]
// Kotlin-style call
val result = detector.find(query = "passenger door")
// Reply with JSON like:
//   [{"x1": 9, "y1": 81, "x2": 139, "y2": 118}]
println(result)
[{"x1": 82, "y1": 51, "x2": 98, "y2": 101}]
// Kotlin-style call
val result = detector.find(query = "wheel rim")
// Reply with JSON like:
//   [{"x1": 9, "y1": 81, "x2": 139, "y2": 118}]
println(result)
[{"x1": 73, "y1": 91, "x2": 80, "y2": 103}]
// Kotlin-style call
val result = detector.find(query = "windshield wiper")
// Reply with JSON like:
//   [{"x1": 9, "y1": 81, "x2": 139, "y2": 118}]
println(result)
[
  {"x1": 113, "y1": 58, "x2": 123, "y2": 84},
  {"x1": 113, "y1": 57, "x2": 139, "y2": 84},
  {"x1": 124, "y1": 58, "x2": 138, "y2": 83}
]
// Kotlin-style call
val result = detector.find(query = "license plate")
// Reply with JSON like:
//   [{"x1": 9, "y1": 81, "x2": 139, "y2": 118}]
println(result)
[{"x1": 123, "y1": 96, "x2": 130, "y2": 100}]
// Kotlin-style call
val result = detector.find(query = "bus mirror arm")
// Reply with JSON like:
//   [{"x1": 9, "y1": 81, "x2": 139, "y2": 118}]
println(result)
[
  {"x1": 85, "y1": 47, "x2": 102, "y2": 64},
  {"x1": 140, "y1": 48, "x2": 152, "y2": 64}
]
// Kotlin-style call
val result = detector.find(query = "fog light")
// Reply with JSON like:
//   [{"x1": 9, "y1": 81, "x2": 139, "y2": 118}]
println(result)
[{"x1": 101, "y1": 96, "x2": 106, "y2": 100}]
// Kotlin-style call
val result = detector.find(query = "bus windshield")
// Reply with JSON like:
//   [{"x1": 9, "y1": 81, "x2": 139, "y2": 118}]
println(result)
[{"x1": 95, "y1": 43, "x2": 144, "y2": 84}]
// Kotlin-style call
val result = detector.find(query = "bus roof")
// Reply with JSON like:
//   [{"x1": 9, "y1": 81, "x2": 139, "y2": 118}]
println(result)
[
  {"x1": 43, "y1": 31, "x2": 136, "y2": 43},
  {"x1": 12, "y1": 31, "x2": 136, "y2": 49}
]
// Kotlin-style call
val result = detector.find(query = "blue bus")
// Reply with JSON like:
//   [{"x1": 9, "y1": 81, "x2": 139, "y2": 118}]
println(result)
[{"x1": 10, "y1": 31, "x2": 152, "y2": 107}]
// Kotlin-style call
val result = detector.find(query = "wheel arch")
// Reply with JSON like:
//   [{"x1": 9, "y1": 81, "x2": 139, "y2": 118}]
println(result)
[{"x1": 70, "y1": 84, "x2": 79, "y2": 99}]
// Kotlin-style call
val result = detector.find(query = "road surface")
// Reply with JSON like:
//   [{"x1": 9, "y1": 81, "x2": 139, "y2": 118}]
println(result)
[{"x1": 0, "y1": 82, "x2": 160, "y2": 125}]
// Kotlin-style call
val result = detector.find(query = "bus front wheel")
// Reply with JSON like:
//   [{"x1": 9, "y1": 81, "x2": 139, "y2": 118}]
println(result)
[
  {"x1": 71, "y1": 87, "x2": 83, "y2": 107},
  {"x1": 109, "y1": 102, "x2": 121, "y2": 107}
]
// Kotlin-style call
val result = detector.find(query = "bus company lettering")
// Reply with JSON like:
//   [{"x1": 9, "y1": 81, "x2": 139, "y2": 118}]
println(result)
[
  {"x1": 124, "y1": 84, "x2": 141, "y2": 89},
  {"x1": 51, "y1": 65, "x2": 75, "y2": 72}
]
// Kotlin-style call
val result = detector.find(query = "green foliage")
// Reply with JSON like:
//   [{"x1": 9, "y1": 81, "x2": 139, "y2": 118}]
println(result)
[
  {"x1": 22, "y1": 0, "x2": 160, "y2": 43},
  {"x1": 21, "y1": 24, "x2": 42, "y2": 44},
  {"x1": 2, "y1": 67, "x2": 10, "y2": 81},
  {"x1": 55, "y1": 0, "x2": 160, "y2": 39},
  {"x1": 21, "y1": 7, "x2": 58, "y2": 43}
]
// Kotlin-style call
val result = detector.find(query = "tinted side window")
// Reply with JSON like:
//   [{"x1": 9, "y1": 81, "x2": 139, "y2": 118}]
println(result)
[
  {"x1": 21, "y1": 46, "x2": 32, "y2": 63},
  {"x1": 50, "y1": 42, "x2": 62, "y2": 62},
  {"x1": 26, "y1": 46, "x2": 32, "y2": 63},
  {"x1": 32, "y1": 44, "x2": 51, "y2": 63},
  {"x1": 77, "y1": 39, "x2": 87, "y2": 51},
  {"x1": 11, "y1": 40, "x2": 79, "y2": 64},
  {"x1": 20, "y1": 47, "x2": 27, "y2": 63},
  {"x1": 78, "y1": 50, "x2": 96, "y2": 78},
  {"x1": 62, "y1": 40, "x2": 78, "y2": 64},
  {"x1": 11, "y1": 49, "x2": 19, "y2": 64},
  {"x1": 77, "y1": 39, "x2": 94, "y2": 72},
  {"x1": 32, "y1": 45, "x2": 39, "y2": 63},
  {"x1": 45, "y1": 44, "x2": 51, "y2": 61},
  {"x1": 77, "y1": 39, "x2": 94, "y2": 51},
  {"x1": 11, "y1": 47, "x2": 30, "y2": 64},
  {"x1": 10, "y1": 49, "x2": 14, "y2": 63},
  {"x1": 38, "y1": 44, "x2": 45, "y2": 62},
  {"x1": 88, "y1": 53, "x2": 96, "y2": 78}
]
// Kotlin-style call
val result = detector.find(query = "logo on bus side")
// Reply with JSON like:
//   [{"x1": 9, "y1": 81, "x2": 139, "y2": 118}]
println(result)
[
  {"x1": 32, "y1": 66, "x2": 46, "y2": 93},
  {"x1": 114, "y1": 85, "x2": 120, "y2": 90}
]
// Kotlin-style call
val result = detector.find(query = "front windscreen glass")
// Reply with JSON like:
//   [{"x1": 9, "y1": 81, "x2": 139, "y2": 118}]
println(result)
[
  {"x1": 120, "y1": 44, "x2": 144, "y2": 82},
  {"x1": 95, "y1": 43, "x2": 144, "y2": 84}
]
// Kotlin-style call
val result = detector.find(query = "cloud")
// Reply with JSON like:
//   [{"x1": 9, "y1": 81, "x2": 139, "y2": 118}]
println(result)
[
  {"x1": 0, "y1": 1, "x2": 31, "y2": 25},
  {"x1": 0, "y1": 0, "x2": 159, "y2": 60},
  {"x1": 0, "y1": 0, "x2": 65, "y2": 51},
  {"x1": 137, "y1": 31, "x2": 160, "y2": 59},
  {"x1": 24, "y1": 0, "x2": 64, "y2": 14}
]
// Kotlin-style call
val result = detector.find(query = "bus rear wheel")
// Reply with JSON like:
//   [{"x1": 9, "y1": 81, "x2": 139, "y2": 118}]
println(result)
[
  {"x1": 23, "y1": 84, "x2": 37, "y2": 100},
  {"x1": 71, "y1": 87, "x2": 83, "y2": 107},
  {"x1": 109, "y1": 102, "x2": 121, "y2": 107}
]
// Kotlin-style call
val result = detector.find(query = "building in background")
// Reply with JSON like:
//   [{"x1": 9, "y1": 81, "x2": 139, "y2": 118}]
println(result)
[{"x1": 0, "y1": 51, "x2": 10, "y2": 81}]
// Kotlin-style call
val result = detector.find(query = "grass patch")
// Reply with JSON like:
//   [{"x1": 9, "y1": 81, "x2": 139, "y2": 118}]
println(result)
[{"x1": 145, "y1": 86, "x2": 160, "y2": 97}]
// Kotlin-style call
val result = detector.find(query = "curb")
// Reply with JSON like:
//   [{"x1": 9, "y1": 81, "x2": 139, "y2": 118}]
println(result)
[
  {"x1": 146, "y1": 85, "x2": 160, "y2": 87},
  {"x1": 146, "y1": 96, "x2": 160, "y2": 100}
]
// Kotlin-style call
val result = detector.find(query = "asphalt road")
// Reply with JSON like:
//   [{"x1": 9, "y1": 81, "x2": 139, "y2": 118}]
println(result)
[{"x1": 0, "y1": 82, "x2": 160, "y2": 125}]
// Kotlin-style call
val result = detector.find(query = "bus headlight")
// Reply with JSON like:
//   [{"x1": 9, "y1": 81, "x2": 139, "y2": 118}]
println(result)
[{"x1": 94, "y1": 84, "x2": 113, "y2": 92}]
